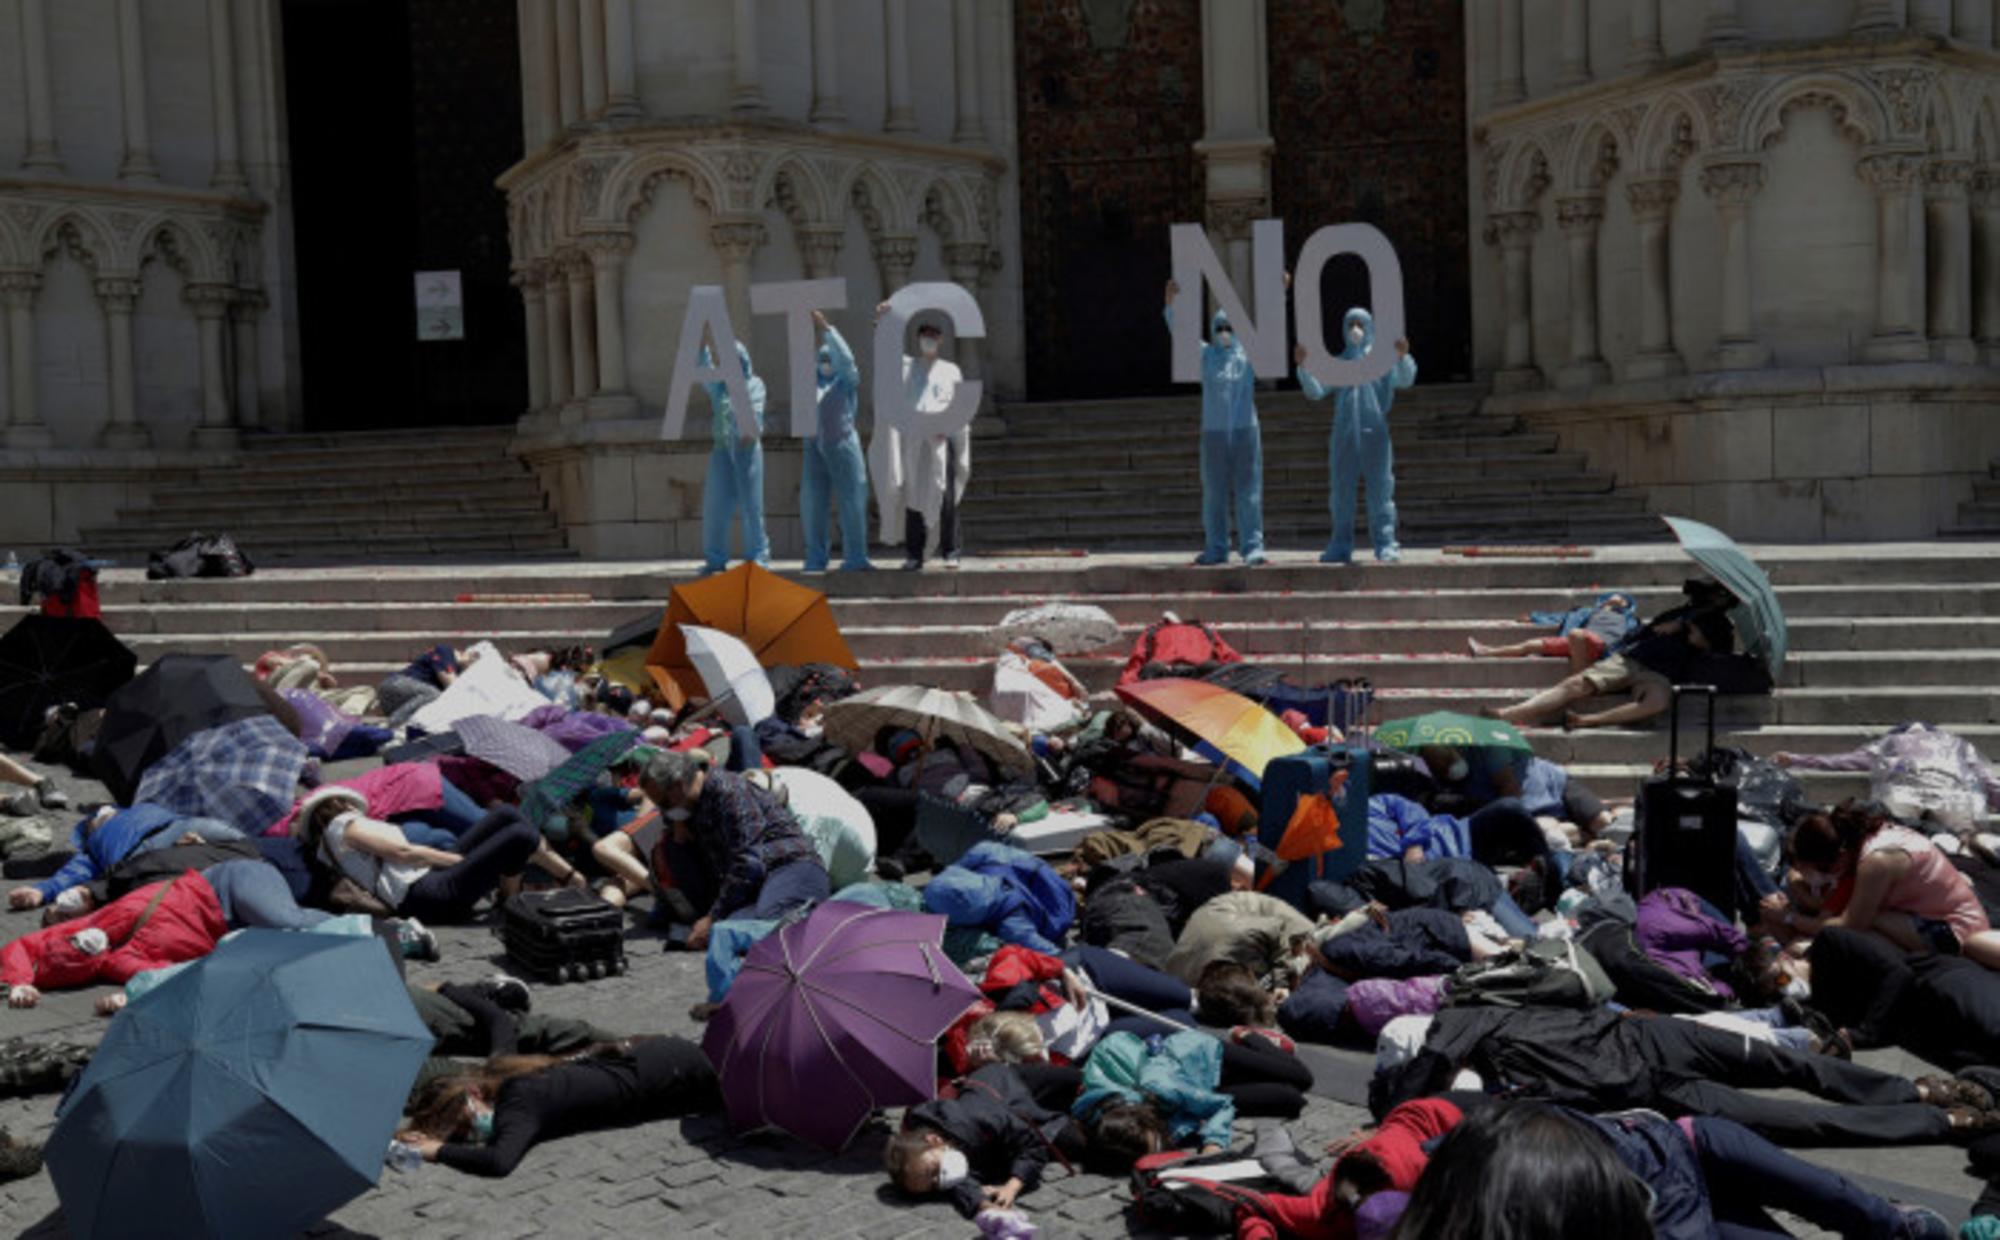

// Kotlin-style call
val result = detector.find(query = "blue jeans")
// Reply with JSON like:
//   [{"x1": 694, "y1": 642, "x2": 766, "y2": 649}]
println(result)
[
  {"x1": 801, "y1": 431, "x2": 871, "y2": 571},
  {"x1": 749, "y1": 858, "x2": 829, "y2": 920},
  {"x1": 392, "y1": 777, "x2": 483, "y2": 842},
  {"x1": 1198, "y1": 426, "x2": 1264, "y2": 562},
  {"x1": 132, "y1": 817, "x2": 243, "y2": 856},
  {"x1": 702, "y1": 442, "x2": 769, "y2": 573},
  {"x1": 1694, "y1": 1115, "x2": 1904, "y2": 1238},
  {"x1": 205, "y1": 859, "x2": 331, "y2": 931},
  {"x1": 1487, "y1": 890, "x2": 1537, "y2": 938},
  {"x1": 1326, "y1": 407, "x2": 1396, "y2": 561}
]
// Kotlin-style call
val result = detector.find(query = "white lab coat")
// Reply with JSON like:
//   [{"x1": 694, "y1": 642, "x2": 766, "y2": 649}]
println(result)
[{"x1": 884, "y1": 353, "x2": 970, "y2": 557}]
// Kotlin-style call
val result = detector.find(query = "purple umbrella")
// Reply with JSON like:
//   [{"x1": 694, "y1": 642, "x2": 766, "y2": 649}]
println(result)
[
  {"x1": 453, "y1": 713, "x2": 573, "y2": 783},
  {"x1": 700, "y1": 901, "x2": 980, "y2": 1151},
  {"x1": 280, "y1": 688, "x2": 357, "y2": 759}
]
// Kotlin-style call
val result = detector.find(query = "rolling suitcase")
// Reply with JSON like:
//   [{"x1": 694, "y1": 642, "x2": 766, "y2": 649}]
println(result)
[
  {"x1": 498, "y1": 888, "x2": 628, "y2": 983},
  {"x1": 1631, "y1": 685, "x2": 1739, "y2": 920},
  {"x1": 1257, "y1": 745, "x2": 1372, "y2": 912}
]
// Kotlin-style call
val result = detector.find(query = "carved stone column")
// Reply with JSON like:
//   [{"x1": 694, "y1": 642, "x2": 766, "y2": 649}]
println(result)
[
  {"x1": 1196, "y1": 0, "x2": 1274, "y2": 300},
  {"x1": 711, "y1": 220, "x2": 767, "y2": 347},
  {"x1": 1624, "y1": 178, "x2": 1684, "y2": 379},
  {"x1": 1628, "y1": 0, "x2": 1663, "y2": 68},
  {"x1": 1974, "y1": 169, "x2": 2000, "y2": 365},
  {"x1": 1702, "y1": 0, "x2": 1746, "y2": 44},
  {"x1": 96, "y1": 278, "x2": 149, "y2": 449},
  {"x1": 514, "y1": 266, "x2": 550, "y2": 411},
  {"x1": 585, "y1": 234, "x2": 634, "y2": 413},
  {"x1": 188, "y1": 284, "x2": 238, "y2": 448},
  {"x1": 555, "y1": 0, "x2": 583, "y2": 127},
  {"x1": 534, "y1": 0, "x2": 563, "y2": 142},
  {"x1": 1495, "y1": 0, "x2": 1526, "y2": 106},
  {"x1": 579, "y1": 0, "x2": 608, "y2": 118},
  {"x1": 871, "y1": 234, "x2": 918, "y2": 293},
  {"x1": 114, "y1": 0, "x2": 158, "y2": 180},
  {"x1": 951, "y1": 0, "x2": 984, "y2": 143},
  {"x1": 564, "y1": 253, "x2": 597, "y2": 401},
  {"x1": 1206, "y1": 200, "x2": 1265, "y2": 314},
  {"x1": 603, "y1": 0, "x2": 642, "y2": 118},
  {"x1": 1953, "y1": 0, "x2": 1994, "y2": 44},
  {"x1": 1490, "y1": 211, "x2": 1542, "y2": 391},
  {"x1": 810, "y1": 0, "x2": 846, "y2": 125},
  {"x1": 1925, "y1": 160, "x2": 1975, "y2": 363},
  {"x1": 1850, "y1": 0, "x2": 1905, "y2": 34},
  {"x1": 0, "y1": 274, "x2": 48, "y2": 446},
  {"x1": 1912, "y1": 0, "x2": 1952, "y2": 33},
  {"x1": 944, "y1": 241, "x2": 989, "y2": 411},
  {"x1": 1700, "y1": 161, "x2": 1768, "y2": 369},
  {"x1": 207, "y1": 0, "x2": 246, "y2": 190},
  {"x1": 543, "y1": 260, "x2": 572, "y2": 407},
  {"x1": 1858, "y1": 150, "x2": 1930, "y2": 362},
  {"x1": 1557, "y1": 0, "x2": 1592, "y2": 88},
  {"x1": 732, "y1": 0, "x2": 765, "y2": 113},
  {"x1": 797, "y1": 227, "x2": 845, "y2": 280},
  {"x1": 17, "y1": 0, "x2": 61, "y2": 171},
  {"x1": 1555, "y1": 197, "x2": 1610, "y2": 387},
  {"x1": 231, "y1": 289, "x2": 265, "y2": 434},
  {"x1": 882, "y1": 0, "x2": 916, "y2": 132}
]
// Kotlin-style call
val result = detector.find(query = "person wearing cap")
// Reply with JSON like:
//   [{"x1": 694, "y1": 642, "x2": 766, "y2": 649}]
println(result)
[
  {"x1": 296, "y1": 786, "x2": 545, "y2": 925},
  {"x1": 876, "y1": 303, "x2": 971, "y2": 571}
]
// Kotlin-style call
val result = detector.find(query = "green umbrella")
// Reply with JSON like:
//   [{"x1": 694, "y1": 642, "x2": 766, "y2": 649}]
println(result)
[
  {"x1": 1662, "y1": 515, "x2": 1787, "y2": 680},
  {"x1": 1374, "y1": 711, "x2": 1532, "y2": 755}
]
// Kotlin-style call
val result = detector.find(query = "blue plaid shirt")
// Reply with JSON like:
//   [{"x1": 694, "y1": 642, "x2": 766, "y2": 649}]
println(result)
[{"x1": 690, "y1": 770, "x2": 823, "y2": 919}]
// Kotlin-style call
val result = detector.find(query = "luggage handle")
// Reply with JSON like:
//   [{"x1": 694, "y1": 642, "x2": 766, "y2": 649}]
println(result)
[{"x1": 1667, "y1": 684, "x2": 1719, "y2": 780}]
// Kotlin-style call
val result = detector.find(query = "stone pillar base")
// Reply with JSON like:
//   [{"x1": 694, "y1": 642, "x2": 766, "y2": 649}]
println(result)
[
  {"x1": 557, "y1": 401, "x2": 588, "y2": 429},
  {"x1": 1983, "y1": 341, "x2": 2000, "y2": 368},
  {"x1": 1708, "y1": 341, "x2": 1769, "y2": 370},
  {"x1": 1624, "y1": 351, "x2": 1685, "y2": 380},
  {"x1": 1493, "y1": 367, "x2": 1544, "y2": 394},
  {"x1": 1862, "y1": 333, "x2": 1929, "y2": 363},
  {"x1": 192, "y1": 426, "x2": 240, "y2": 450},
  {"x1": 2, "y1": 426, "x2": 53, "y2": 450},
  {"x1": 588, "y1": 392, "x2": 641, "y2": 421},
  {"x1": 99, "y1": 424, "x2": 152, "y2": 450},
  {"x1": 1557, "y1": 360, "x2": 1611, "y2": 390},
  {"x1": 1931, "y1": 337, "x2": 1979, "y2": 365}
]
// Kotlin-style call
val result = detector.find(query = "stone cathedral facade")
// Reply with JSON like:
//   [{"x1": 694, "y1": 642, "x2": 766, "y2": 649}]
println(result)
[{"x1": 0, "y1": 0, "x2": 1995, "y2": 552}]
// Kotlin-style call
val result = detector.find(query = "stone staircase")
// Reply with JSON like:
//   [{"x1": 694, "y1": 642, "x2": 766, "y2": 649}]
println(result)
[
  {"x1": 1946, "y1": 457, "x2": 2000, "y2": 537},
  {"x1": 969, "y1": 384, "x2": 1666, "y2": 551},
  {"x1": 79, "y1": 542, "x2": 2000, "y2": 806},
  {"x1": 76, "y1": 426, "x2": 573, "y2": 564}
]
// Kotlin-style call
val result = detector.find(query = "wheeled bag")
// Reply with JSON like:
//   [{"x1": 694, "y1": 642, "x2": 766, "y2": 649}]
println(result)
[
  {"x1": 1630, "y1": 685, "x2": 1739, "y2": 920},
  {"x1": 1257, "y1": 745, "x2": 1372, "y2": 911},
  {"x1": 497, "y1": 888, "x2": 628, "y2": 983}
]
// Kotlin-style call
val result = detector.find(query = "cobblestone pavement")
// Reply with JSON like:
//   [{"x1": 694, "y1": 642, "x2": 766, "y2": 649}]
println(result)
[{"x1": 0, "y1": 767, "x2": 1983, "y2": 1239}]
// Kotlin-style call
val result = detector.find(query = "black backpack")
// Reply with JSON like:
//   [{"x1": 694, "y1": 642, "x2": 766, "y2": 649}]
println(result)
[
  {"x1": 1129, "y1": 1149, "x2": 1282, "y2": 1236},
  {"x1": 1445, "y1": 937, "x2": 1617, "y2": 1010},
  {"x1": 147, "y1": 533, "x2": 255, "y2": 580}
]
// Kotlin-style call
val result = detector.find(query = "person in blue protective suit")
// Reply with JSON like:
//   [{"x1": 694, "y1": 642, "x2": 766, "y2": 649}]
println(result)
[
  {"x1": 800, "y1": 309, "x2": 872, "y2": 573},
  {"x1": 1164, "y1": 280, "x2": 1265, "y2": 567},
  {"x1": 699, "y1": 341, "x2": 769, "y2": 575},
  {"x1": 1295, "y1": 307, "x2": 1415, "y2": 564}
]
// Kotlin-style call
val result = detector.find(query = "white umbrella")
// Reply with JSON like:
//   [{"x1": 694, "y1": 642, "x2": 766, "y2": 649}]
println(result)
[
  {"x1": 821, "y1": 684, "x2": 1035, "y2": 781},
  {"x1": 991, "y1": 602, "x2": 1121, "y2": 655},
  {"x1": 767, "y1": 767, "x2": 876, "y2": 889},
  {"x1": 679, "y1": 624, "x2": 775, "y2": 727}
]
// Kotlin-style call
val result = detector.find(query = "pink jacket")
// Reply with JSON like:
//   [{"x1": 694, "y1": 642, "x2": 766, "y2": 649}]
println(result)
[{"x1": 263, "y1": 761, "x2": 444, "y2": 836}]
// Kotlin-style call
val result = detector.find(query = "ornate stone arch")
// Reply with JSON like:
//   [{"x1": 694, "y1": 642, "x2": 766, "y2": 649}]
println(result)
[
  {"x1": 916, "y1": 175, "x2": 978, "y2": 245},
  {"x1": 1496, "y1": 139, "x2": 1553, "y2": 211},
  {"x1": 1563, "y1": 119, "x2": 1624, "y2": 193},
  {"x1": 31, "y1": 208, "x2": 117, "y2": 277},
  {"x1": 1974, "y1": 90, "x2": 2000, "y2": 165},
  {"x1": 1634, "y1": 93, "x2": 1708, "y2": 176},
  {"x1": 1743, "y1": 73, "x2": 1889, "y2": 154},
  {"x1": 835, "y1": 160, "x2": 907, "y2": 237},
  {"x1": 602, "y1": 150, "x2": 725, "y2": 229},
  {"x1": 1922, "y1": 84, "x2": 1964, "y2": 159},
  {"x1": 756, "y1": 154, "x2": 832, "y2": 228},
  {"x1": 130, "y1": 213, "x2": 220, "y2": 283}
]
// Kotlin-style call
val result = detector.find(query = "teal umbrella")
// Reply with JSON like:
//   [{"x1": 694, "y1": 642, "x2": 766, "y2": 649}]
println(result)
[{"x1": 1662, "y1": 515, "x2": 1787, "y2": 679}]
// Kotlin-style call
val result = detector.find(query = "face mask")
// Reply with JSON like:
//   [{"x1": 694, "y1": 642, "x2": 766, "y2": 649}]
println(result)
[
  {"x1": 662, "y1": 806, "x2": 691, "y2": 822},
  {"x1": 934, "y1": 1147, "x2": 970, "y2": 1189},
  {"x1": 919, "y1": 337, "x2": 940, "y2": 357},
  {"x1": 468, "y1": 1103, "x2": 495, "y2": 1144},
  {"x1": 1781, "y1": 976, "x2": 1811, "y2": 1001},
  {"x1": 53, "y1": 887, "x2": 88, "y2": 916},
  {"x1": 817, "y1": 362, "x2": 834, "y2": 381},
  {"x1": 1348, "y1": 324, "x2": 1367, "y2": 344},
  {"x1": 1215, "y1": 330, "x2": 1233, "y2": 347},
  {"x1": 1446, "y1": 758, "x2": 1470, "y2": 783},
  {"x1": 71, "y1": 927, "x2": 109, "y2": 956}
]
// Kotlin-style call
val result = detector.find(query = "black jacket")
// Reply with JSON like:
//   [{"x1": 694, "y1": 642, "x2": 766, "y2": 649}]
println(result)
[
  {"x1": 1371, "y1": 1006, "x2": 1656, "y2": 1119},
  {"x1": 903, "y1": 1064, "x2": 1073, "y2": 1217}
]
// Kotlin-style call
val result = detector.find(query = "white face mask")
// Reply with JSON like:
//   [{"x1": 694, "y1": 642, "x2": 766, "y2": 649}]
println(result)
[
  {"x1": 71, "y1": 927, "x2": 110, "y2": 956},
  {"x1": 817, "y1": 361, "x2": 834, "y2": 380},
  {"x1": 1349, "y1": 324, "x2": 1367, "y2": 344},
  {"x1": 1446, "y1": 758, "x2": 1470, "y2": 783},
  {"x1": 1215, "y1": 330, "x2": 1233, "y2": 347},
  {"x1": 934, "y1": 1147, "x2": 970, "y2": 1189},
  {"x1": 919, "y1": 336, "x2": 941, "y2": 357},
  {"x1": 1780, "y1": 976, "x2": 1811, "y2": 1001},
  {"x1": 662, "y1": 806, "x2": 691, "y2": 822}
]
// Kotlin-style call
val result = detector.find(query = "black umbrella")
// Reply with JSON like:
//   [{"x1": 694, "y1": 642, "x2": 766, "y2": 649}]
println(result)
[
  {"x1": 604, "y1": 608, "x2": 664, "y2": 655},
  {"x1": 93, "y1": 653, "x2": 278, "y2": 805},
  {"x1": 0, "y1": 616, "x2": 138, "y2": 749}
]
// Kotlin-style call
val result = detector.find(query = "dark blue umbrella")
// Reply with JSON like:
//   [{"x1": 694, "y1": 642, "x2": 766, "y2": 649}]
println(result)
[{"x1": 45, "y1": 931, "x2": 432, "y2": 1240}]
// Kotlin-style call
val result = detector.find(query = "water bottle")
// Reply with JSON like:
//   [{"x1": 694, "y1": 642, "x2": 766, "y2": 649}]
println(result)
[{"x1": 385, "y1": 1140, "x2": 424, "y2": 1173}]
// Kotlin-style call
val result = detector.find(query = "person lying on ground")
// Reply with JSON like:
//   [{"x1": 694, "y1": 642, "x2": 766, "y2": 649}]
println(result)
[
  {"x1": 396, "y1": 1035, "x2": 719, "y2": 1177},
  {"x1": 0, "y1": 752, "x2": 68, "y2": 818},
  {"x1": 3, "y1": 869, "x2": 224, "y2": 1009},
  {"x1": 1074, "y1": 1027, "x2": 1307, "y2": 1169},
  {"x1": 637, "y1": 748, "x2": 827, "y2": 950},
  {"x1": 1775, "y1": 722, "x2": 2000, "y2": 834},
  {"x1": 8, "y1": 803, "x2": 246, "y2": 911},
  {"x1": 885, "y1": 1061, "x2": 1088, "y2": 1217},
  {"x1": 1465, "y1": 591, "x2": 1638, "y2": 670},
  {"x1": 1165, "y1": 889, "x2": 1317, "y2": 986},
  {"x1": 300, "y1": 792, "x2": 546, "y2": 924},
  {"x1": 1806, "y1": 922, "x2": 2000, "y2": 1071},
  {"x1": 1364, "y1": 793, "x2": 1564, "y2": 912},
  {"x1": 1788, "y1": 800, "x2": 2000, "y2": 970}
]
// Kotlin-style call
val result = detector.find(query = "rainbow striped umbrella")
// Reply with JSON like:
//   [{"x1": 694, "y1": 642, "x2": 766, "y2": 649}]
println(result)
[{"x1": 1116, "y1": 677, "x2": 1305, "y2": 787}]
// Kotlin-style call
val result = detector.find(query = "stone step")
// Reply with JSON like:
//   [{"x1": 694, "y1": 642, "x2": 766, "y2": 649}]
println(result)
[
  {"x1": 241, "y1": 425, "x2": 517, "y2": 452},
  {"x1": 962, "y1": 478, "x2": 1623, "y2": 522},
  {"x1": 77, "y1": 531, "x2": 576, "y2": 563},
  {"x1": 980, "y1": 430, "x2": 1564, "y2": 469},
  {"x1": 1561, "y1": 765, "x2": 1874, "y2": 805},
  {"x1": 226, "y1": 443, "x2": 527, "y2": 471},
  {"x1": 962, "y1": 452, "x2": 1597, "y2": 493},
  {"x1": 82, "y1": 509, "x2": 561, "y2": 544},
  {"x1": 960, "y1": 504, "x2": 1659, "y2": 544},
  {"x1": 123, "y1": 493, "x2": 551, "y2": 525},
  {"x1": 149, "y1": 474, "x2": 546, "y2": 512},
  {"x1": 993, "y1": 384, "x2": 1488, "y2": 424},
  {"x1": 186, "y1": 459, "x2": 538, "y2": 490},
  {"x1": 964, "y1": 471, "x2": 1617, "y2": 506}
]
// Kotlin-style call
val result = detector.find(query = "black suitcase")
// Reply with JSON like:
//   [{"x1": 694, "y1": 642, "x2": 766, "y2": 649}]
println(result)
[
  {"x1": 497, "y1": 888, "x2": 628, "y2": 983},
  {"x1": 1631, "y1": 685, "x2": 1739, "y2": 919}
]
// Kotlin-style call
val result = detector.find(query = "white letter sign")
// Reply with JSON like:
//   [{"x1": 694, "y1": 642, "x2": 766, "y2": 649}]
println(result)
[
  {"x1": 1168, "y1": 218, "x2": 1287, "y2": 381},
  {"x1": 1293, "y1": 223, "x2": 1407, "y2": 388},
  {"x1": 872, "y1": 282, "x2": 986, "y2": 439},
  {"x1": 749, "y1": 277, "x2": 848, "y2": 437},
  {"x1": 660, "y1": 286, "x2": 757, "y2": 441}
]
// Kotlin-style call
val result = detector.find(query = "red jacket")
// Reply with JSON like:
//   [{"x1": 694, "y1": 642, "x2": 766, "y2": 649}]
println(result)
[
  {"x1": 1237, "y1": 1097, "x2": 1463, "y2": 1240},
  {"x1": 941, "y1": 945, "x2": 1072, "y2": 1076},
  {"x1": 1118, "y1": 621, "x2": 1243, "y2": 687},
  {"x1": 1, "y1": 872, "x2": 226, "y2": 991}
]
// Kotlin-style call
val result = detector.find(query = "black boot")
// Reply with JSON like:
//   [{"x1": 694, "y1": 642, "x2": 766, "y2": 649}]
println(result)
[{"x1": 901, "y1": 509, "x2": 926, "y2": 571}]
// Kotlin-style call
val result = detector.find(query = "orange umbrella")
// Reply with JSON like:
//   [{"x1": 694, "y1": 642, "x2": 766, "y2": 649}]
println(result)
[
  {"x1": 1115, "y1": 677, "x2": 1306, "y2": 787},
  {"x1": 645, "y1": 564, "x2": 857, "y2": 708}
]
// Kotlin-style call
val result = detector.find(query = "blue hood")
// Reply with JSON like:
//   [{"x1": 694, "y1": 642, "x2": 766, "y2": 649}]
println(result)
[
  {"x1": 700, "y1": 341, "x2": 757, "y2": 378},
  {"x1": 1340, "y1": 307, "x2": 1377, "y2": 360}
]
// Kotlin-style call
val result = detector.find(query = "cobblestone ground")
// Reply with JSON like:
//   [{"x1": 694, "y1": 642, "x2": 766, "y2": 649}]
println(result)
[{"x1": 0, "y1": 766, "x2": 1981, "y2": 1239}]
